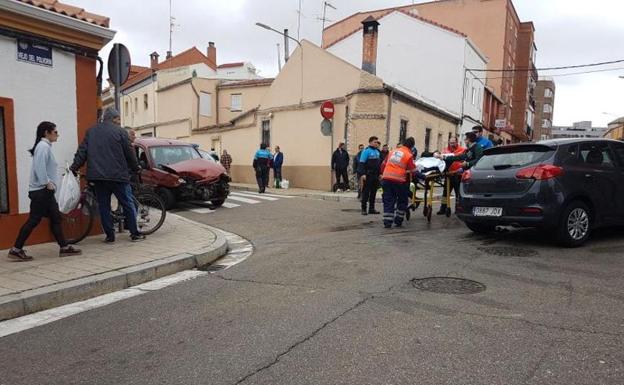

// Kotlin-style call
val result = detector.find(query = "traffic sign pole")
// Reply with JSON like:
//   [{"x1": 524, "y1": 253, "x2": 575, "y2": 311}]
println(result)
[{"x1": 114, "y1": 44, "x2": 120, "y2": 111}]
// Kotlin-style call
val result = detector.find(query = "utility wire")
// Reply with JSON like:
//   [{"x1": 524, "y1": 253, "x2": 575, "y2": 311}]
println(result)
[
  {"x1": 468, "y1": 58, "x2": 624, "y2": 72},
  {"x1": 471, "y1": 66, "x2": 624, "y2": 81}
]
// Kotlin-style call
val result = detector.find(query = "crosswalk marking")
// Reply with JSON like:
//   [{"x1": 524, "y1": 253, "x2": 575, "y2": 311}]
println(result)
[
  {"x1": 190, "y1": 208, "x2": 214, "y2": 214},
  {"x1": 241, "y1": 191, "x2": 294, "y2": 199},
  {"x1": 230, "y1": 192, "x2": 279, "y2": 201},
  {"x1": 222, "y1": 202, "x2": 241, "y2": 208},
  {"x1": 226, "y1": 196, "x2": 261, "y2": 204}
]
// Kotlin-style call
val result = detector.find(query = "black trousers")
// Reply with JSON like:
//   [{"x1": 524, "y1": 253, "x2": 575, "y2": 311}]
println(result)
[
  {"x1": 14, "y1": 189, "x2": 67, "y2": 249},
  {"x1": 441, "y1": 174, "x2": 461, "y2": 208},
  {"x1": 273, "y1": 167, "x2": 282, "y2": 187},
  {"x1": 256, "y1": 167, "x2": 269, "y2": 192},
  {"x1": 361, "y1": 176, "x2": 379, "y2": 211},
  {"x1": 335, "y1": 168, "x2": 349, "y2": 188}
]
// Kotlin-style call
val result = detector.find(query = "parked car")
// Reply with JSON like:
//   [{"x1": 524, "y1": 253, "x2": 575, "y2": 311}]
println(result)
[
  {"x1": 456, "y1": 139, "x2": 624, "y2": 247},
  {"x1": 134, "y1": 138, "x2": 230, "y2": 209}
]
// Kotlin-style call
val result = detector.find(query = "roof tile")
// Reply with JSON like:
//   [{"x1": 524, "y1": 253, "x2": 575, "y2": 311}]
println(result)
[{"x1": 16, "y1": 0, "x2": 109, "y2": 27}]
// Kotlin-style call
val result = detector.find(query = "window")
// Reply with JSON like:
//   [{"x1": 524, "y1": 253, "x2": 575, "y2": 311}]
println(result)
[
  {"x1": 542, "y1": 119, "x2": 551, "y2": 128},
  {"x1": 543, "y1": 104, "x2": 553, "y2": 113},
  {"x1": 436, "y1": 133, "x2": 443, "y2": 152},
  {"x1": 134, "y1": 97, "x2": 138, "y2": 113},
  {"x1": 424, "y1": 128, "x2": 432, "y2": 153},
  {"x1": 200, "y1": 92, "x2": 212, "y2": 116},
  {"x1": 124, "y1": 101, "x2": 129, "y2": 116},
  {"x1": 143, "y1": 94, "x2": 148, "y2": 110},
  {"x1": 261, "y1": 119, "x2": 271, "y2": 146},
  {"x1": 579, "y1": 143, "x2": 616, "y2": 168},
  {"x1": 471, "y1": 87, "x2": 477, "y2": 106},
  {"x1": 149, "y1": 145, "x2": 201, "y2": 166},
  {"x1": 399, "y1": 119, "x2": 408, "y2": 143},
  {"x1": 0, "y1": 107, "x2": 8, "y2": 213},
  {"x1": 611, "y1": 143, "x2": 624, "y2": 166},
  {"x1": 230, "y1": 94, "x2": 242, "y2": 112},
  {"x1": 544, "y1": 88, "x2": 553, "y2": 98}
]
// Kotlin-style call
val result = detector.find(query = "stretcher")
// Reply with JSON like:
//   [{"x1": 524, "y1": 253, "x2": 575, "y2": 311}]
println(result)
[{"x1": 407, "y1": 157, "x2": 454, "y2": 223}]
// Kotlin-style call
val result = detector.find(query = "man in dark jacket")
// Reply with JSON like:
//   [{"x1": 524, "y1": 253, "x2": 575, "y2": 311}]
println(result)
[
  {"x1": 358, "y1": 136, "x2": 382, "y2": 215},
  {"x1": 331, "y1": 142, "x2": 350, "y2": 191},
  {"x1": 353, "y1": 144, "x2": 364, "y2": 199},
  {"x1": 70, "y1": 107, "x2": 143, "y2": 243},
  {"x1": 273, "y1": 146, "x2": 284, "y2": 188}
]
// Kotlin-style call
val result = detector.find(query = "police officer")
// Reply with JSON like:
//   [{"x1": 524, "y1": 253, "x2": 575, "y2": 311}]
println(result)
[
  {"x1": 381, "y1": 137, "x2": 416, "y2": 228},
  {"x1": 357, "y1": 136, "x2": 382, "y2": 215},
  {"x1": 253, "y1": 143, "x2": 272, "y2": 193}
]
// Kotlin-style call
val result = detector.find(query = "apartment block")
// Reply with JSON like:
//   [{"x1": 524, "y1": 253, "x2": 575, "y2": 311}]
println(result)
[{"x1": 533, "y1": 78, "x2": 555, "y2": 140}]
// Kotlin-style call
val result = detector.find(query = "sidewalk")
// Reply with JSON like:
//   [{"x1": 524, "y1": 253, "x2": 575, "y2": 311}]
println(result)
[{"x1": 0, "y1": 214, "x2": 227, "y2": 320}]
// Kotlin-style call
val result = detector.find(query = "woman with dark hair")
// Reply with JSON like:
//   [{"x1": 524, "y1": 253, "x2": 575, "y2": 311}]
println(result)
[{"x1": 8, "y1": 122, "x2": 81, "y2": 261}]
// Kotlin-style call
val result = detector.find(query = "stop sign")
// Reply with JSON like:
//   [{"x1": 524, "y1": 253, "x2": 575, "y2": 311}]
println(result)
[{"x1": 320, "y1": 101, "x2": 335, "y2": 120}]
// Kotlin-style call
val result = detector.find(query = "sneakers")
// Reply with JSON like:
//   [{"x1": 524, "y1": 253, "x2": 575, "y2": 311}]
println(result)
[
  {"x1": 103, "y1": 236, "x2": 115, "y2": 244},
  {"x1": 361, "y1": 209, "x2": 368, "y2": 216},
  {"x1": 130, "y1": 234, "x2": 146, "y2": 242},
  {"x1": 59, "y1": 246, "x2": 82, "y2": 257},
  {"x1": 7, "y1": 248, "x2": 33, "y2": 262}
]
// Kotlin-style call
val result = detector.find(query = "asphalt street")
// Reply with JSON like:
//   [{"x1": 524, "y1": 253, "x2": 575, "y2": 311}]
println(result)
[{"x1": 1, "y1": 193, "x2": 623, "y2": 385}]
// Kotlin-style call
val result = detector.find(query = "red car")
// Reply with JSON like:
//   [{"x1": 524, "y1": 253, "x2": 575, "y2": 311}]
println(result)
[{"x1": 134, "y1": 138, "x2": 230, "y2": 209}]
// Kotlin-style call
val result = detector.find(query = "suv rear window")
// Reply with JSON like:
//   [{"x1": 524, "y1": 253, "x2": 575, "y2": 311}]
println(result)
[{"x1": 474, "y1": 145, "x2": 554, "y2": 171}]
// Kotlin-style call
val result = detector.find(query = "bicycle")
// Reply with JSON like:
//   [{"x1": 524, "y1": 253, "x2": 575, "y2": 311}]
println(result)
[{"x1": 61, "y1": 174, "x2": 166, "y2": 244}]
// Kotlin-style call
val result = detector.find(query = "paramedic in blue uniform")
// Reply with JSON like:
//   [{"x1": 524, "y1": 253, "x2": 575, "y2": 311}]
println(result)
[
  {"x1": 253, "y1": 143, "x2": 272, "y2": 193},
  {"x1": 357, "y1": 136, "x2": 382, "y2": 216}
]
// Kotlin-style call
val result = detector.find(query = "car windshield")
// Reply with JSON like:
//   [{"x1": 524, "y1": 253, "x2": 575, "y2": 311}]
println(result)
[
  {"x1": 474, "y1": 146, "x2": 554, "y2": 170},
  {"x1": 198, "y1": 149, "x2": 216, "y2": 162},
  {"x1": 150, "y1": 146, "x2": 201, "y2": 166}
]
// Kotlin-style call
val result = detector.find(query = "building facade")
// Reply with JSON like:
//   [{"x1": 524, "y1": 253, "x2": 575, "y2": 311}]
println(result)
[
  {"x1": 510, "y1": 22, "x2": 537, "y2": 141},
  {"x1": 550, "y1": 121, "x2": 607, "y2": 139},
  {"x1": 323, "y1": 0, "x2": 536, "y2": 142},
  {"x1": 603, "y1": 118, "x2": 624, "y2": 141},
  {"x1": 533, "y1": 78, "x2": 556, "y2": 140},
  {"x1": 0, "y1": 0, "x2": 113, "y2": 248},
  {"x1": 325, "y1": 10, "x2": 487, "y2": 137}
]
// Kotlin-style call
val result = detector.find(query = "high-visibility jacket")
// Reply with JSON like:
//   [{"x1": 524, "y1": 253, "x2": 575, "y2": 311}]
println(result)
[
  {"x1": 443, "y1": 145, "x2": 466, "y2": 173},
  {"x1": 381, "y1": 146, "x2": 415, "y2": 183}
]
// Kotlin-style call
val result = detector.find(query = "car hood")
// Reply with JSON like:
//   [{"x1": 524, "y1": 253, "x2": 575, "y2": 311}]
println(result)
[{"x1": 161, "y1": 159, "x2": 226, "y2": 181}]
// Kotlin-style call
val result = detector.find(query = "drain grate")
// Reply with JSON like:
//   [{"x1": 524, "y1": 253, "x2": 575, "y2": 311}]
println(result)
[
  {"x1": 477, "y1": 246, "x2": 538, "y2": 257},
  {"x1": 411, "y1": 277, "x2": 486, "y2": 294}
]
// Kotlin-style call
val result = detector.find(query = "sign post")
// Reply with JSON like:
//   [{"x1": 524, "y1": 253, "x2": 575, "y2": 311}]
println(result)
[{"x1": 107, "y1": 43, "x2": 131, "y2": 112}]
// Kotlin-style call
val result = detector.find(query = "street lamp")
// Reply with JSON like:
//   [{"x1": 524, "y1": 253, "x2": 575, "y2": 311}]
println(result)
[{"x1": 255, "y1": 22, "x2": 304, "y2": 104}]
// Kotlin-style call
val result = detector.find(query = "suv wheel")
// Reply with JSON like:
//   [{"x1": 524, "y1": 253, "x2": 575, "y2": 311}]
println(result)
[
  {"x1": 466, "y1": 222, "x2": 496, "y2": 234},
  {"x1": 158, "y1": 188, "x2": 176, "y2": 210},
  {"x1": 557, "y1": 201, "x2": 591, "y2": 247},
  {"x1": 211, "y1": 199, "x2": 225, "y2": 207}
]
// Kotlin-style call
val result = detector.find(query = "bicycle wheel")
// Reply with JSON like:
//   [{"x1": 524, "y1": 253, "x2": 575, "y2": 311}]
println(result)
[
  {"x1": 135, "y1": 191, "x2": 166, "y2": 235},
  {"x1": 61, "y1": 197, "x2": 95, "y2": 244}
]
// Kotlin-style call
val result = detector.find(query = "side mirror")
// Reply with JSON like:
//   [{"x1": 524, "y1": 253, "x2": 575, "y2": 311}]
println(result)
[{"x1": 139, "y1": 160, "x2": 149, "y2": 170}]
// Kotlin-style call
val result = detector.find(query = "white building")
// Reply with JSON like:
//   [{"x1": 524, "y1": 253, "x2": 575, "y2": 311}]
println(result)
[
  {"x1": 551, "y1": 121, "x2": 608, "y2": 139},
  {"x1": 326, "y1": 9, "x2": 487, "y2": 137}
]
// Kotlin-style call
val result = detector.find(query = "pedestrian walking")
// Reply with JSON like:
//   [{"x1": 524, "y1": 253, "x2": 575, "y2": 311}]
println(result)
[
  {"x1": 70, "y1": 107, "x2": 144, "y2": 243},
  {"x1": 353, "y1": 144, "x2": 364, "y2": 199},
  {"x1": 8, "y1": 121, "x2": 82, "y2": 261},
  {"x1": 331, "y1": 142, "x2": 350, "y2": 191},
  {"x1": 437, "y1": 135, "x2": 465, "y2": 215},
  {"x1": 357, "y1": 136, "x2": 382, "y2": 215},
  {"x1": 220, "y1": 149, "x2": 232, "y2": 174},
  {"x1": 273, "y1": 146, "x2": 284, "y2": 188},
  {"x1": 380, "y1": 137, "x2": 416, "y2": 228},
  {"x1": 253, "y1": 143, "x2": 272, "y2": 193}
]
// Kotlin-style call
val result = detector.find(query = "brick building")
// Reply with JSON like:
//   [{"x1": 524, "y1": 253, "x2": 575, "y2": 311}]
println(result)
[{"x1": 533, "y1": 78, "x2": 556, "y2": 140}]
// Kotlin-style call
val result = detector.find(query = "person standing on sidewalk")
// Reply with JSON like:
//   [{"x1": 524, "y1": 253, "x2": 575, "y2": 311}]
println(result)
[
  {"x1": 253, "y1": 143, "x2": 272, "y2": 193},
  {"x1": 472, "y1": 125, "x2": 493, "y2": 150},
  {"x1": 70, "y1": 107, "x2": 144, "y2": 243},
  {"x1": 220, "y1": 149, "x2": 232, "y2": 174},
  {"x1": 8, "y1": 122, "x2": 82, "y2": 261},
  {"x1": 273, "y1": 146, "x2": 284, "y2": 188},
  {"x1": 331, "y1": 142, "x2": 350, "y2": 191},
  {"x1": 437, "y1": 135, "x2": 465, "y2": 215},
  {"x1": 357, "y1": 137, "x2": 382, "y2": 215},
  {"x1": 380, "y1": 137, "x2": 416, "y2": 228},
  {"x1": 353, "y1": 144, "x2": 364, "y2": 199}
]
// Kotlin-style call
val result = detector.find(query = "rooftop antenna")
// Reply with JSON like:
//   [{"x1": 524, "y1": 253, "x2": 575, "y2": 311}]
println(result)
[
  {"x1": 297, "y1": 0, "x2": 303, "y2": 40},
  {"x1": 168, "y1": 0, "x2": 176, "y2": 58},
  {"x1": 319, "y1": 2, "x2": 336, "y2": 33}
]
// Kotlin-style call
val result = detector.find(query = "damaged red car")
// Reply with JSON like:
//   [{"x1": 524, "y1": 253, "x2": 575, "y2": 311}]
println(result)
[{"x1": 134, "y1": 138, "x2": 230, "y2": 209}]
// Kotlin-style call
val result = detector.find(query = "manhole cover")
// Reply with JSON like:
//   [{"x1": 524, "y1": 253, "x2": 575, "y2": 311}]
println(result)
[
  {"x1": 477, "y1": 246, "x2": 538, "y2": 257},
  {"x1": 411, "y1": 277, "x2": 486, "y2": 294}
]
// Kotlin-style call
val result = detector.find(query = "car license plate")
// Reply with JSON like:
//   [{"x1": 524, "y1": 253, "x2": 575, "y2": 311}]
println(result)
[{"x1": 473, "y1": 207, "x2": 503, "y2": 217}]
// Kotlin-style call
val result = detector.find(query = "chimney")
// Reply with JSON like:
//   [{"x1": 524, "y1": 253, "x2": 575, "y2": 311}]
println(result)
[
  {"x1": 361, "y1": 16, "x2": 380, "y2": 75},
  {"x1": 166, "y1": 51, "x2": 172, "y2": 60},
  {"x1": 150, "y1": 51, "x2": 159, "y2": 69},
  {"x1": 207, "y1": 42, "x2": 217, "y2": 65}
]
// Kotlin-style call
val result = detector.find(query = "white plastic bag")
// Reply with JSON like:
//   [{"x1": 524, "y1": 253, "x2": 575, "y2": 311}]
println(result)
[
  {"x1": 58, "y1": 168, "x2": 80, "y2": 214},
  {"x1": 281, "y1": 179, "x2": 290, "y2": 189}
]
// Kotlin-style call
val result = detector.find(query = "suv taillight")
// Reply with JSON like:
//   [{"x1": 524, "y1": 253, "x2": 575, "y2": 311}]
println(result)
[
  {"x1": 461, "y1": 169, "x2": 472, "y2": 182},
  {"x1": 516, "y1": 164, "x2": 563, "y2": 180}
]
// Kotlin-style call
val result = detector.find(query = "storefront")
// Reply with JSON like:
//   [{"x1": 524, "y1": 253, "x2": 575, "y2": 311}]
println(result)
[{"x1": 0, "y1": 0, "x2": 114, "y2": 248}]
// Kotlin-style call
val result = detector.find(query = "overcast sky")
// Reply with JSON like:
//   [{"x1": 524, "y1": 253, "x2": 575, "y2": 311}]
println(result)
[{"x1": 76, "y1": 0, "x2": 624, "y2": 127}]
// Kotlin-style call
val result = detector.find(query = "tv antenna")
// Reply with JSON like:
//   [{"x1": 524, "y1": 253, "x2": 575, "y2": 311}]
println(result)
[
  {"x1": 319, "y1": 2, "x2": 336, "y2": 33},
  {"x1": 168, "y1": 0, "x2": 179, "y2": 58}
]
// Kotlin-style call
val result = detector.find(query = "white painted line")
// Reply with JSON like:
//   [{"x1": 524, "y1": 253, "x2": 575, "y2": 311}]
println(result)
[
  {"x1": 226, "y1": 196, "x2": 260, "y2": 204},
  {"x1": 190, "y1": 208, "x2": 214, "y2": 214},
  {"x1": 239, "y1": 191, "x2": 294, "y2": 199},
  {"x1": 0, "y1": 270, "x2": 207, "y2": 338},
  {"x1": 231, "y1": 192, "x2": 279, "y2": 201},
  {"x1": 222, "y1": 202, "x2": 240, "y2": 209}
]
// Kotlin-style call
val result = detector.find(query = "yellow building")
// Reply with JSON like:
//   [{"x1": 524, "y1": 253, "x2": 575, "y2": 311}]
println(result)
[{"x1": 604, "y1": 118, "x2": 624, "y2": 141}]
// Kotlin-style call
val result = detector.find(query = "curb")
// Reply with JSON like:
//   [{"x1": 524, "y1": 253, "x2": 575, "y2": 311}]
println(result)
[{"x1": 0, "y1": 215, "x2": 228, "y2": 321}]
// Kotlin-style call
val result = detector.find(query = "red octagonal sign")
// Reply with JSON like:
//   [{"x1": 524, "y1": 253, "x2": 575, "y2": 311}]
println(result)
[{"x1": 320, "y1": 101, "x2": 335, "y2": 120}]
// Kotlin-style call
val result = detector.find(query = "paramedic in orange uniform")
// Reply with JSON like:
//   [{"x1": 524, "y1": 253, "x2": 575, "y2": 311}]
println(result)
[
  {"x1": 380, "y1": 137, "x2": 416, "y2": 228},
  {"x1": 438, "y1": 135, "x2": 466, "y2": 215}
]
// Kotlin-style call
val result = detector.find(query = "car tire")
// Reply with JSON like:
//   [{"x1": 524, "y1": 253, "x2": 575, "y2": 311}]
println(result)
[
  {"x1": 211, "y1": 199, "x2": 225, "y2": 207},
  {"x1": 466, "y1": 222, "x2": 496, "y2": 234},
  {"x1": 557, "y1": 201, "x2": 591, "y2": 247},
  {"x1": 158, "y1": 188, "x2": 176, "y2": 210}
]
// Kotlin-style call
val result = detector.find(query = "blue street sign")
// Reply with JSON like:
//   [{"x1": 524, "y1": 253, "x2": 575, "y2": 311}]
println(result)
[{"x1": 17, "y1": 40, "x2": 53, "y2": 67}]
